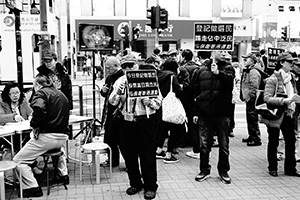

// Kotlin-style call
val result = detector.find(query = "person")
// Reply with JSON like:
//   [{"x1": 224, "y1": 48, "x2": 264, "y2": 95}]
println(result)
[
  {"x1": 109, "y1": 53, "x2": 162, "y2": 199},
  {"x1": 33, "y1": 51, "x2": 73, "y2": 111},
  {"x1": 95, "y1": 51, "x2": 104, "y2": 79},
  {"x1": 155, "y1": 58, "x2": 185, "y2": 163},
  {"x1": 240, "y1": 53, "x2": 262, "y2": 146},
  {"x1": 264, "y1": 52, "x2": 300, "y2": 177},
  {"x1": 85, "y1": 55, "x2": 92, "y2": 76},
  {"x1": 190, "y1": 51, "x2": 235, "y2": 184},
  {"x1": 0, "y1": 82, "x2": 32, "y2": 126},
  {"x1": 260, "y1": 49, "x2": 268, "y2": 71},
  {"x1": 180, "y1": 49, "x2": 201, "y2": 159},
  {"x1": 13, "y1": 75, "x2": 70, "y2": 198},
  {"x1": 100, "y1": 56, "x2": 124, "y2": 167}
]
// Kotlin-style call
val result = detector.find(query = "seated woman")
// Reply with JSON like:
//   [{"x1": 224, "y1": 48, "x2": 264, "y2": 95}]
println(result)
[{"x1": 0, "y1": 82, "x2": 32, "y2": 150}]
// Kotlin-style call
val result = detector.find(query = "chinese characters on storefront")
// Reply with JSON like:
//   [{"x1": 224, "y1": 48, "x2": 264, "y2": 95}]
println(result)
[
  {"x1": 194, "y1": 23, "x2": 234, "y2": 51},
  {"x1": 268, "y1": 47, "x2": 284, "y2": 69},
  {"x1": 125, "y1": 70, "x2": 159, "y2": 98}
]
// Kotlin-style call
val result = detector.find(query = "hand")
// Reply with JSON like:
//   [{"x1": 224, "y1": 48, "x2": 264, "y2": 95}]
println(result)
[
  {"x1": 211, "y1": 63, "x2": 219, "y2": 74},
  {"x1": 14, "y1": 115, "x2": 25, "y2": 122},
  {"x1": 283, "y1": 98, "x2": 294, "y2": 105},
  {"x1": 101, "y1": 85, "x2": 109, "y2": 93},
  {"x1": 193, "y1": 116, "x2": 198, "y2": 124},
  {"x1": 117, "y1": 82, "x2": 126, "y2": 95},
  {"x1": 141, "y1": 98, "x2": 151, "y2": 106}
]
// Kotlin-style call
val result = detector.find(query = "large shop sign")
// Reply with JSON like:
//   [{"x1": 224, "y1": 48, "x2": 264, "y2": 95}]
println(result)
[{"x1": 194, "y1": 23, "x2": 234, "y2": 51}]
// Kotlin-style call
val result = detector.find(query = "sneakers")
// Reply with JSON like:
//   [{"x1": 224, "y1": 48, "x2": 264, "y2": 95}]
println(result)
[
  {"x1": 126, "y1": 187, "x2": 142, "y2": 195},
  {"x1": 219, "y1": 172, "x2": 231, "y2": 184},
  {"x1": 20, "y1": 186, "x2": 43, "y2": 198},
  {"x1": 195, "y1": 172, "x2": 210, "y2": 182},
  {"x1": 144, "y1": 190, "x2": 156, "y2": 199},
  {"x1": 247, "y1": 141, "x2": 262, "y2": 146},
  {"x1": 163, "y1": 154, "x2": 179, "y2": 164},
  {"x1": 186, "y1": 151, "x2": 200, "y2": 159},
  {"x1": 156, "y1": 151, "x2": 166, "y2": 159}
]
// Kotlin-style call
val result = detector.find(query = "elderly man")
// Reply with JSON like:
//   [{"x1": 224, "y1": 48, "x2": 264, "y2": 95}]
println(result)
[
  {"x1": 240, "y1": 53, "x2": 262, "y2": 146},
  {"x1": 14, "y1": 75, "x2": 70, "y2": 198},
  {"x1": 100, "y1": 56, "x2": 124, "y2": 167}
]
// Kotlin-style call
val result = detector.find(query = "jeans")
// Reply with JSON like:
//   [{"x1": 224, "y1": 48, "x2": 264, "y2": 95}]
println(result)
[
  {"x1": 13, "y1": 133, "x2": 68, "y2": 189},
  {"x1": 267, "y1": 115, "x2": 296, "y2": 173},
  {"x1": 197, "y1": 115, "x2": 230, "y2": 174},
  {"x1": 246, "y1": 99, "x2": 261, "y2": 142}
]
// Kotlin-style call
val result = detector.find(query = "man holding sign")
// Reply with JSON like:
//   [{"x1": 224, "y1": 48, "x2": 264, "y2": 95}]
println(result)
[{"x1": 109, "y1": 53, "x2": 162, "y2": 200}]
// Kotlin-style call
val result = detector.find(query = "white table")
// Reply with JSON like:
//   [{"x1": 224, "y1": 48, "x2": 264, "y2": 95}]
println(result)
[{"x1": 0, "y1": 126, "x2": 17, "y2": 158}]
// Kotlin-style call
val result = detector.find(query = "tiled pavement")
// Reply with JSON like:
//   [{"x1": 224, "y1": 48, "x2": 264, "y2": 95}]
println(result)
[{"x1": 4, "y1": 75, "x2": 300, "y2": 199}]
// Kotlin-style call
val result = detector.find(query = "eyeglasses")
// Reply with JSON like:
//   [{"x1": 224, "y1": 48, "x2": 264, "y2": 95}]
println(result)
[
  {"x1": 285, "y1": 60, "x2": 293, "y2": 64},
  {"x1": 9, "y1": 92, "x2": 20, "y2": 96},
  {"x1": 44, "y1": 59, "x2": 53, "y2": 63}
]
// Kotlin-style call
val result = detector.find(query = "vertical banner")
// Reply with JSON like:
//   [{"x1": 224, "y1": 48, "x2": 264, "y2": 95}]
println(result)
[
  {"x1": 267, "y1": 47, "x2": 284, "y2": 69},
  {"x1": 0, "y1": 14, "x2": 17, "y2": 82},
  {"x1": 194, "y1": 23, "x2": 234, "y2": 51}
]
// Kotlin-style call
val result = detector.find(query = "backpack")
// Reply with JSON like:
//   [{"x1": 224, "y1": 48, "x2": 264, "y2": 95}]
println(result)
[{"x1": 251, "y1": 67, "x2": 270, "y2": 90}]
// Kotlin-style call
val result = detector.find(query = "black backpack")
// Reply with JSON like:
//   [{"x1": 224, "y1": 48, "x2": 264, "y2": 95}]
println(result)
[{"x1": 252, "y1": 67, "x2": 270, "y2": 90}]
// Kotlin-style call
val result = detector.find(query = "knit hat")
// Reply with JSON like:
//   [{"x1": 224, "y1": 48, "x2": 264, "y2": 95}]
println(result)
[
  {"x1": 242, "y1": 53, "x2": 257, "y2": 63},
  {"x1": 120, "y1": 53, "x2": 137, "y2": 65},
  {"x1": 277, "y1": 52, "x2": 297, "y2": 62},
  {"x1": 43, "y1": 51, "x2": 57, "y2": 60}
]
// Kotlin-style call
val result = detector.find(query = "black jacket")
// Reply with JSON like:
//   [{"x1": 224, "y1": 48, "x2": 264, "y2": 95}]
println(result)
[
  {"x1": 190, "y1": 60, "x2": 235, "y2": 116},
  {"x1": 36, "y1": 63, "x2": 73, "y2": 110},
  {"x1": 30, "y1": 85, "x2": 70, "y2": 134}
]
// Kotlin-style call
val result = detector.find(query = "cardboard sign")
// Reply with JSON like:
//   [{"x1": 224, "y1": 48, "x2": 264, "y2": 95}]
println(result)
[
  {"x1": 194, "y1": 23, "x2": 234, "y2": 51},
  {"x1": 125, "y1": 70, "x2": 159, "y2": 98},
  {"x1": 267, "y1": 47, "x2": 284, "y2": 69}
]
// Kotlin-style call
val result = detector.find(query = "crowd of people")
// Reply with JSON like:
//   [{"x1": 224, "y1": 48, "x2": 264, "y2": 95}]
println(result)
[{"x1": 2, "y1": 47, "x2": 300, "y2": 199}]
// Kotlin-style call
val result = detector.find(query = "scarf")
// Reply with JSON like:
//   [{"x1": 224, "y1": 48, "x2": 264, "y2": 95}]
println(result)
[{"x1": 279, "y1": 68, "x2": 295, "y2": 116}]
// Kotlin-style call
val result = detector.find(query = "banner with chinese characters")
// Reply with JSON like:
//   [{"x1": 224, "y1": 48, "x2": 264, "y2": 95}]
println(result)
[
  {"x1": 194, "y1": 23, "x2": 234, "y2": 51},
  {"x1": 125, "y1": 70, "x2": 159, "y2": 98},
  {"x1": 267, "y1": 47, "x2": 284, "y2": 69}
]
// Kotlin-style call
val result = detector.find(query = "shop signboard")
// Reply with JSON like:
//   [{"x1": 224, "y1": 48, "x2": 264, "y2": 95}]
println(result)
[
  {"x1": 125, "y1": 69, "x2": 159, "y2": 98},
  {"x1": 78, "y1": 23, "x2": 114, "y2": 51},
  {"x1": 267, "y1": 47, "x2": 284, "y2": 69},
  {"x1": 194, "y1": 23, "x2": 234, "y2": 51}
]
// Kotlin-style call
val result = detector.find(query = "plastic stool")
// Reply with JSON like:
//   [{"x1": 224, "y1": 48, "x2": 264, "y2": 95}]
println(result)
[
  {"x1": 80, "y1": 143, "x2": 112, "y2": 184},
  {"x1": 0, "y1": 161, "x2": 23, "y2": 200},
  {"x1": 39, "y1": 149, "x2": 67, "y2": 195}
]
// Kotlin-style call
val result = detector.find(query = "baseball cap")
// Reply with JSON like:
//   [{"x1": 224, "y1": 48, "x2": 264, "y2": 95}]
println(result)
[
  {"x1": 277, "y1": 52, "x2": 297, "y2": 62},
  {"x1": 43, "y1": 51, "x2": 57, "y2": 60},
  {"x1": 120, "y1": 53, "x2": 137, "y2": 65},
  {"x1": 242, "y1": 53, "x2": 257, "y2": 63}
]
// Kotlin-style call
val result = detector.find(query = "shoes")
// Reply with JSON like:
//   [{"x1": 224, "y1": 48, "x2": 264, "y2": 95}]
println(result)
[
  {"x1": 163, "y1": 154, "x2": 179, "y2": 164},
  {"x1": 285, "y1": 171, "x2": 300, "y2": 177},
  {"x1": 61, "y1": 175, "x2": 70, "y2": 185},
  {"x1": 126, "y1": 187, "x2": 142, "y2": 195},
  {"x1": 219, "y1": 172, "x2": 231, "y2": 184},
  {"x1": 20, "y1": 186, "x2": 43, "y2": 198},
  {"x1": 195, "y1": 172, "x2": 210, "y2": 182},
  {"x1": 229, "y1": 132, "x2": 234, "y2": 137},
  {"x1": 156, "y1": 151, "x2": 166, "y2": 159},
  {"x1": 172, "y1": 148, "x2": 179, "y2": 154},
  {"x1": 269, "y1": 171, "x2": 278, "y2": 177},
  {"x1": 247, "y1": 141, "x2": 262, "y2": 146},
  {"x1": 212, "y1": 142, "x2": 219, "y2": 147},
  {"x1": 242, "y1": 137, "x2": 252, "y2": 143},
  {"x1": 144, "y1": 190, "x2": 156, "y2": 199},
  {"x1": 186, "y1": 151, "x2": 200, "y2": 159}
]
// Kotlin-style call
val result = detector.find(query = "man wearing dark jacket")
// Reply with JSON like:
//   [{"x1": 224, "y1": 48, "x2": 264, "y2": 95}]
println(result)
[
  {"x1": 14, "y1": 75, "x2": 70, "y2": 198},
  {"x1": 190, "y1": 51, "x2": 235, "y2": 184},
  {"x1": 32, "y1": 51, "x2": 73, "y2": 110}
]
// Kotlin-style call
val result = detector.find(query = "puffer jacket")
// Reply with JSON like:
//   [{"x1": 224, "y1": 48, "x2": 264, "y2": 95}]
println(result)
[
  {"x1": 240, "y1": 64, "x2": 261, "y2": 102},
  {"x1": 191, "y1": 60, "x2": 235, "y2": 117},
  {"x1": 0, "y1": 97, "x2": 32, "y2": 125}
]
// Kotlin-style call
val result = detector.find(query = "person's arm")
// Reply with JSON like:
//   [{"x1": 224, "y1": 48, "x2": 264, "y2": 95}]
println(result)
[{"x1": 29, "y1": 91, "x2": 46, "y2": 129}]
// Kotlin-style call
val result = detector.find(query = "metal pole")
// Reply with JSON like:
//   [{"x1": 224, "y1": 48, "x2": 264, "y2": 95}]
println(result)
[
  {"x1": 288, "y1": 21, "x2": 291, "y2": 50},
  {"x1": 14, "y1": 9, "x2": 23, "y2": 91},
  {"x1": 155, "y1": 28, "x2": 159, "y2": 48},
  {"x1": 40, "y1": 0, "x2": 50, "y2": 64}
]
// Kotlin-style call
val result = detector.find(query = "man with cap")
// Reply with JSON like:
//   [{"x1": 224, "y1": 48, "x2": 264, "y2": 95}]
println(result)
[
  {"x1": 240, "y1": 53, "x2": 262, "y2": 146},
  {"x1": 100, "y1": 56, "x2": 125, "y2": 167},
  {"x1": 109, "y1": 53, "x2": 162, "y2": 199}
]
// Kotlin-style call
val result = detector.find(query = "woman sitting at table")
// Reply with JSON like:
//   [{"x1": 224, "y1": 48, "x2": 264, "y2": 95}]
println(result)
[{"x1": 0, "y1": 82, "x2": 32, "y2": 150}]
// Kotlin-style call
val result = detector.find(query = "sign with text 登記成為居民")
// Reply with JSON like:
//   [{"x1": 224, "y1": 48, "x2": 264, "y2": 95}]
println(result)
[
  {"x1": 267, "y1": 47, "x2": 284, "y2": 69},
  {"x1": 125, "y1": 70, "x2": 159, "y2": 98},
  {"x1": 194, "y1": 23, "x2": 234, "y2": 51}
]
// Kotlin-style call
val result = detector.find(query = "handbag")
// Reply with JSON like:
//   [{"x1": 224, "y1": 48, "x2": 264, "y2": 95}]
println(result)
[
  {"x1": 255, "y1": 81, "x2": 286, "y2": 128},
  {"x1": 162, "y1": 75, "x2": 186, "y2": 124}
]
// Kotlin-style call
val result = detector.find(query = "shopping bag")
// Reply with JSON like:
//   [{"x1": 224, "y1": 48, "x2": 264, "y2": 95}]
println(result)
[{"x1": 162, "y1": 76, "x2": 186, "y2": 124}]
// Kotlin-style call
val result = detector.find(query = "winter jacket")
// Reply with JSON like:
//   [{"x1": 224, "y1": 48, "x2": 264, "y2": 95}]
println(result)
[
  {"x1": 35, "y1": 63, "x2": 73, "y2": 110},
  {"x1": 0, "y1": 97, "x2": 32, "y2": 125},
  {"x1": 240, "y1": 64, "x2": 261, "y2": 102},
  {"x1": 182, "y1": 60, "x2": 200, "y2": 77},
  {"x1": 30, "y1": 85, "x2": 70, "y2": 134},
  {"x1": 190, "y1": 60, "x2": 235, "y2": 117}
]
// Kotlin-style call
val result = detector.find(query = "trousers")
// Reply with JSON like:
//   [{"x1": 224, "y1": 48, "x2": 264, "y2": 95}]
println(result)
[{"x1": 13, "y1": 133, "x2": 68, "y2": 189}]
